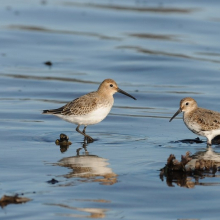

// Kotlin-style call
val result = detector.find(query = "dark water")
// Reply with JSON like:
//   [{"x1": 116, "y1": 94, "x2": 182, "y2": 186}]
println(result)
[{"x1": 1, "y1": 0, "x2": 220, "y2": 219}]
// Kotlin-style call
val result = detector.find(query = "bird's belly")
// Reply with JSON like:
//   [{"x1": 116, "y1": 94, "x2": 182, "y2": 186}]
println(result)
[
  {"x1": 202, "y1": 129, "x2": 220, "y2": 140},
  {"x1": 184, "y1": 119, "x2": 220, "y2": 137},
  {"x1": 57, "y1": 105, "x2": 112, "y2": 126}
]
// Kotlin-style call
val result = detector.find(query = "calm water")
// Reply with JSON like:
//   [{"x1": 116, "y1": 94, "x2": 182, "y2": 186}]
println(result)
[{"x1": 1, "y1": 0, "x2": 220, "y2": 219}]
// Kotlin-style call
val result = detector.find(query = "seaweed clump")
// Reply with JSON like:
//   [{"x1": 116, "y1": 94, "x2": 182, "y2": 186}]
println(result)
[
  {"x1": 160, "y1": 151, "x2": 219, "y2": 188},
  {"x1": 55, "y1": 133, "x2": 72, "y2": 153}
]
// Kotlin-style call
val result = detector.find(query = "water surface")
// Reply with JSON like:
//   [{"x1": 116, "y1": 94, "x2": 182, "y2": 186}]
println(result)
[{"x1": 1, "y1": 0, "x2": 220, "y2": 219}]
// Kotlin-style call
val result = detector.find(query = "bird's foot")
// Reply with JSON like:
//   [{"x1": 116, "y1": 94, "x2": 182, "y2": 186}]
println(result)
[{"x1": 85, "y1": 135, "x2": 94, "y2": 143}]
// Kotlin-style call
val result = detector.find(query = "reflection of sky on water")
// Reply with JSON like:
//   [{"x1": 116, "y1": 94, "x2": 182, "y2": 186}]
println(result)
[{"x1": 1, "y1": 0, "x2": 220, "y2": 219}]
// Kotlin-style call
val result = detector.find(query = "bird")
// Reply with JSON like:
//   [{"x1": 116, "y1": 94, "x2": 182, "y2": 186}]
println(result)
[
  {"x1": 169, "y1": 97, "x2": 220, "y2": 146},
  {"x1": 43, "y1": 79, "x2": 136, "y2": 142}
]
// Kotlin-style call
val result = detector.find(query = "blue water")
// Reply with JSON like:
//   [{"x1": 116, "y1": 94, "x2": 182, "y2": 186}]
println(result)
[{"x1": 1, "y1": 0, "x2": 220, "y2": 219}]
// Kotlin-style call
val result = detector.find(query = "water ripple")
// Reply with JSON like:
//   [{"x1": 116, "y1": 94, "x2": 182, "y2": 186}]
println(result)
[
  {"x1": 6, "y1": 25, "x2": 122, "y2": 41},
  {"x1": 63, "y1": 2, "x2": 198, "y2": 14}
]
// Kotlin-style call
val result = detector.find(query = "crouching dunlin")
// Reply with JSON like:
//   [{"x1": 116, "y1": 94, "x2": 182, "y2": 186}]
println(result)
[
  {"x1": 43, "y1": 79, "x2": 136, "y2": 143},
  {"x1": 169, "y1": 97, "x2": 220, "y2": 146}
]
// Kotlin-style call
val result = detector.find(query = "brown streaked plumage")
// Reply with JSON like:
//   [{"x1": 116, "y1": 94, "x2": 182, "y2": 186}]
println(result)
[
  {"x1": 43, "y1": 79, "x2": 136, "y2": 143},
  {"x1": 170, "y1": 97, "x2": 220, "y2": 146}
]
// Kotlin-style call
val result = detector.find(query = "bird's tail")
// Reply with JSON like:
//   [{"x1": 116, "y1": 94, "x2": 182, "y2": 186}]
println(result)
[
  {"x1": 42, "y1": 107, "x2": 63, "y2": 114},
  {"x1": 42, "y1": 110, "x2": 50, "y2": 114}
]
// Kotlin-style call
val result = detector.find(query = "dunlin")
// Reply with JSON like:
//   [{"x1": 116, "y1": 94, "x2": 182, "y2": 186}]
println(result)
[
  {"x1": 170, "y1": 97, "x2": 220, "y2": 146},
  {"x1": 43, "y1": 79, "x2": 136, "y2": 142}
]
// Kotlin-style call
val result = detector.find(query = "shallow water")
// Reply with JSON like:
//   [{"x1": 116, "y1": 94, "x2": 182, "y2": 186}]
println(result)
[{"x1": 1, "y1": 0, "x2": 220, "y2": 219}]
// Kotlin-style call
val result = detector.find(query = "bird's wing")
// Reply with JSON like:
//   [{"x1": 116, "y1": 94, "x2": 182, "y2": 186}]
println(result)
[
  {"x1": 54, "y1": 92, "x2": 99, "y2": 116},
  {"x1": 196, "y1": 108, "x2": 220, "y2": 130}
]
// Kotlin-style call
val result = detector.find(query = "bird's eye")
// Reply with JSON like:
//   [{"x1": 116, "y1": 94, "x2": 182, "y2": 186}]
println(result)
[
  {"x1": 186, "y1": 102, "x2": 189, "y2": 105},
  {"x1": 110, "y1": 84, "x2": 113, "y2": 87}
]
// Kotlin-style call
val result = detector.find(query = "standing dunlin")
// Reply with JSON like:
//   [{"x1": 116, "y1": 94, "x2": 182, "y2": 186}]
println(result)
[
  {"x1": 43, "y1": 79, "x2": 136, "y2": 142},
  {"x1": 169, "y1": 97, "x2": 220, "y2": 146}
]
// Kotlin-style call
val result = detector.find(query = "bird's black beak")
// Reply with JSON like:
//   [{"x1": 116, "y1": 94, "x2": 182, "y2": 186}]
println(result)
[
  {"x1": 117, "y1": 88, "x2": 136, "y2": 100},
  {"x1": 169, "y1": 108, "x2": 182, "y2": 122}
]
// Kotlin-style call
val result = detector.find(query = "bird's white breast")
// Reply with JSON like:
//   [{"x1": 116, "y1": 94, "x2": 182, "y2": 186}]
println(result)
[
  {"x1": 183, "y1": 112, "x2": 220, "y2": 139},
  {"x1": 56, "y1": 104, "x2": 113, "y2": 126}
]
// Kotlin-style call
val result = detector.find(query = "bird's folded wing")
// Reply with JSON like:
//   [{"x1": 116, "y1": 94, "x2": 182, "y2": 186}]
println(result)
[
  {"x1": 197, "y1": 108, "x2": 220, "y2": 130},
  {"x1": 61, "y1": 92, "x2": 99, "y2": 116}
]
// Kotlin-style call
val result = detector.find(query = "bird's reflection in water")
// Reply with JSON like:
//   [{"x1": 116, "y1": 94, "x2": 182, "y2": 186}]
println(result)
[
  {"x1": 46, "y1": 202, "x2": 108, "y2": 218},
  {"x1": 160, "y1": 147, "x2": 220, "y2": 188},
  {"x1": 56, "y1": 143, "x2": 117, "y2": 185}
]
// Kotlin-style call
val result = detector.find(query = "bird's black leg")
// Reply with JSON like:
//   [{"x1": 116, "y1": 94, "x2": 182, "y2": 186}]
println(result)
[
  {"x1": 82, "y1": 126, "x2": 87, "y2": 142},
  {"x1": 76, "y1": 125, "x2": 94, "y2": 143},
  {"x1": 82, "y1": 126, "x2": 86, "y2": 134}
]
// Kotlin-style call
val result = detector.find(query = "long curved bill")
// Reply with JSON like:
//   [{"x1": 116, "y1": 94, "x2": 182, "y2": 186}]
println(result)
[
  {"x1": 169, "y1": 108, "x2": 182, "y2": 122},
  {"x1": 117, "y1": 88, "x2": 136, "y2": 100}
]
